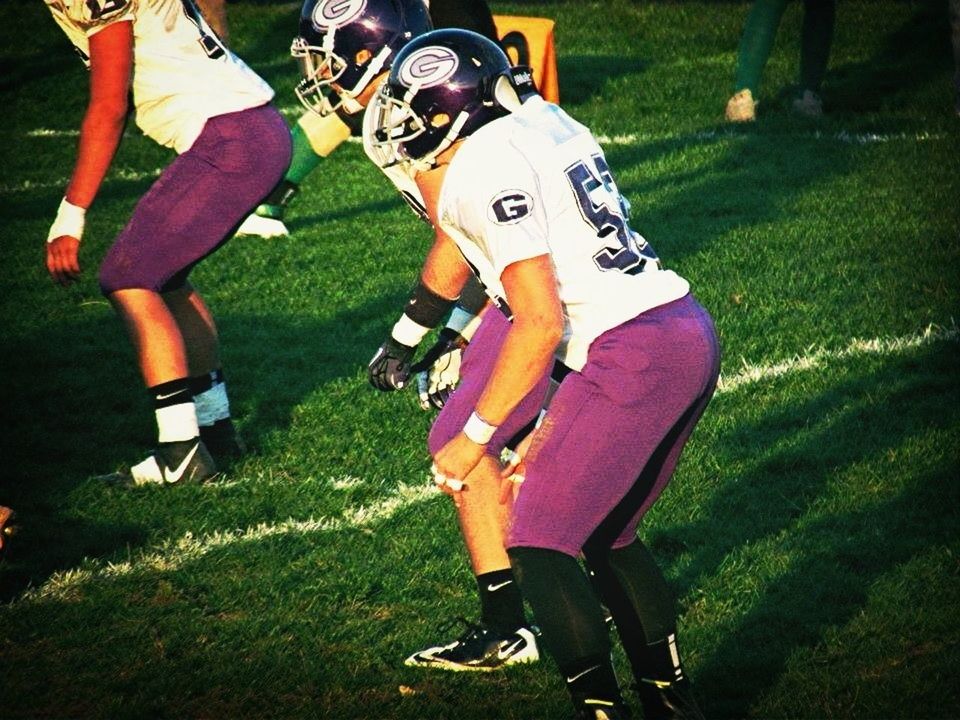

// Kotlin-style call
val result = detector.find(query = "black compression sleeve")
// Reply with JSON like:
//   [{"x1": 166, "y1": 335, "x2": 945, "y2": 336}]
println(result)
[{"x1": 404, "y1": 280, "x2": 456, "y2": 328}]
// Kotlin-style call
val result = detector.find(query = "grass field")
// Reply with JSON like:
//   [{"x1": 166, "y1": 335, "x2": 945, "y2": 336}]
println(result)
[{"x1": 1, "y1": 1, "x2": 959, "y2": 718}]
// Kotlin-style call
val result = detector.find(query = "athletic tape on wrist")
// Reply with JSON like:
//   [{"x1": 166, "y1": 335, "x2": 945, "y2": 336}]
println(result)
[
  {"x1": 391, "y1": 313, "x2": 432, "y2": 347},
  {"x1": 463, "y1": 410, "x2": 498, "y2": 445},
  {"x1": 47, "y1": 197, "x2": 86, "y2": 243}
]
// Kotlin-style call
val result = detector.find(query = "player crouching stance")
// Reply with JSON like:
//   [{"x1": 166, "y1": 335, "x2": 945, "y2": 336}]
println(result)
[
  {"x1": 42, "y1": 0, "x2": 291, "y2": 485},
  {"x1": 274, "y1": 0, "x2": 543, "y2": 670},
  {"x1": 366, "y1": 29, "x2": 719, "y2": 719}
]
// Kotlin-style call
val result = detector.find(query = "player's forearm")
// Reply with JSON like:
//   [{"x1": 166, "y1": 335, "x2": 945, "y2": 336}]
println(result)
[
  {"x1": 475, "y1": 310, "x2": 560, "y2": 428},
  {"x1": 66, "y1": 105, "x2": 127, "y2": 208},
  {"x1": 472, "y1": 254, "x2": 564, "y2": 429},
  {"x1": 67, "y1": 20, "x2": 132, "y2": 209},
  {"x1": 420, "y1": 228, "x2": 471, "y2": 300}
]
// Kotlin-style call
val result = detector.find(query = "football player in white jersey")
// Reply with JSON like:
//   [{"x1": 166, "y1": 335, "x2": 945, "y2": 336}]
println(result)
[
  {"x1": 280, "y1": 0, "x2": 546, "y2": 671},
  {"x1": 42, "y1": 0, "x2": 292, "y2": 485},
  {"x1": 233, "y1": 0, "x2": 501, "y2": 239},
  {"x1": 365, "y1": 29, "x2": 719, "y2": 720}
]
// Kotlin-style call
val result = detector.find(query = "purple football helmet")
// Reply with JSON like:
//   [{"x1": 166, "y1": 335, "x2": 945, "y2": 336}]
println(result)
[
  {"x1": 364, "y1": 28, "x2": 519, "y2": 172},
  {"x1": 292, "y1": 0, "x2": 432, "y2": 117}
]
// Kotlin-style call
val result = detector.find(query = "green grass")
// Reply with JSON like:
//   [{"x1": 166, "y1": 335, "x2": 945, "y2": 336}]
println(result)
[{"x1": 1, "y1": 1, "x2": 958, "y2": 718}]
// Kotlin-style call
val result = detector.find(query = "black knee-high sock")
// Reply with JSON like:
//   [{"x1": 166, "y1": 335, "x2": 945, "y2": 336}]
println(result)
[
  {"x1": 475, "y1": 569, "x2": 526, "y2": 633},
  {"x1": 606, "y1": 541, "x2": 687, "y2": 683},
  {"x1": 508, "y1": 546, "x2": 623, "y2": 705},
  {"x1": 799, "y1": 0, "x2": 835, "y2": 92},
  {"x1": 585, "y1": 546, "x2": 653, "y2": 676},
  {"x1": 586, "y1": 540, "x2": 692, "y2": 717},
  {"x1": 734, "y1": 0, "x2": 790, "y2": 92}
]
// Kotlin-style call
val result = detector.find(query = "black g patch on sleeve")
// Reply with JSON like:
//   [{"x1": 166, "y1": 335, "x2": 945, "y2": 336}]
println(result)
[{"x1": 488, "y1": 189, "x2": 534, "y2": 225}]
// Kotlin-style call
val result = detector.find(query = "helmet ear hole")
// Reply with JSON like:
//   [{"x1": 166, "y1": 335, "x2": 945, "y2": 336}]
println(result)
[
  {"x1": 430, "y1": 112, "x2": 450, "y2": 128},
  {"x1": 355, "y1": 48, "x2": 373, "y2": 65}
]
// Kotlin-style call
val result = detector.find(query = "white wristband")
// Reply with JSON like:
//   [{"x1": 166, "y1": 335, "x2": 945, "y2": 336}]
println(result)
[
  {"x1": 391, "y1": 312, "x2": 432, "y2": 347},
  {"x1": 47, "y1": 197, "x2": 86, "y2": 244},
  {"x1": 463, "y1": 410, "x2": 498, "y2": 445}
]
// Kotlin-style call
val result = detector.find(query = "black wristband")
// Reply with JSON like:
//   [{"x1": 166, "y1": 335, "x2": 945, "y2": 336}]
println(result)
[
  {"x1": 405, "y1": 280, "x2": 456, "y2": 329},
  {"x1": 457, "y1": 274, "x2": 489, "y2": 315},
  {"x1": 438, "y1": 326, "x2": 469, "y2": 348}
]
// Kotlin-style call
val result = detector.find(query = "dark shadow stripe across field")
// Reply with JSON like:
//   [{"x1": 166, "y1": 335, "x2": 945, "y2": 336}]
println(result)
[{"x1": 644, "y1": 339, "x2": 959, "y2": 717}]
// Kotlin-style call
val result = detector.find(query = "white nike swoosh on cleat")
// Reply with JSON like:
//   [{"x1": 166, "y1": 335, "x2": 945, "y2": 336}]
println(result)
[
  {"x1": 486, "y1": 580, "x2": 513, "y2": 592},
  {"x1": 162, "y1": 443, "x2": 199, "y2": 484},
  {"x1": 497, "y1": 638, "x2": 524, "y2": 660},
  {"x1": 566, "y1": 664, "x2": 601, "y2": 683},
  {"x1": 155, "y1": 390, "x2": 182, "y2": 401}
]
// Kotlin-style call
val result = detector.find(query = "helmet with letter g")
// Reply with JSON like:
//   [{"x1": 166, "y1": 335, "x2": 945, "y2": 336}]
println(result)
[
  {"x1": 292, "y1": 0, "x2": 433, "y2": 117},
  {"x1": 364, "y1": 28, "x2": 536, "y2": 174}
]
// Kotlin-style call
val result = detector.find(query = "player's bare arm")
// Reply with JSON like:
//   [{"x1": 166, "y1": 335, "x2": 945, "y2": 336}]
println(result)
[
  {"x1": 46, "y1": 20, "x2": 132, "y2": 286},
  {"x1": 432, "y1": 254, "x2": 561, "y2": 487}
]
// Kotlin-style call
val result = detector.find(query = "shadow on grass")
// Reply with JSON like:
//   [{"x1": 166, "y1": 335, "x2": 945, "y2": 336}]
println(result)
[
  {"x1": 647, "y1": 340, "x2": 959, "y2": 718},
  {"x1": 595, "y1": 0, "x2": 956, "y2": 271},
  {"x1": 0, "y1": 498, "x2": 566, "y2": 720},
  {"x1": 825, "y1": 0, "x2": 953, "y2": 115},
  {"x1": 0, "y1": 285, "x2": 415, "y2": 602},
  {"x1": 557, "y1": 54, "x2": 649, "y2": 107}
]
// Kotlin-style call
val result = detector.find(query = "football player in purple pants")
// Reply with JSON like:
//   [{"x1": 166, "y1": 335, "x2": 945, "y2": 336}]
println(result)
[
  {"x1": 42, "y1": 0, "x2": 291, "y2": 485},
  {"x1": 287, "y1": 0, "x2": 547, "y2": 670},
  {"x1": 365, "y1": 29, "x2": 719, "y2": 720}
]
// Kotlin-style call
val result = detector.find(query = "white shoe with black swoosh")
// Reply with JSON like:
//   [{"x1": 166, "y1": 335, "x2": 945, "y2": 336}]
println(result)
[
  {"x1": 404, "y1": 618, "x2": 539, "y2": 671},
  {"x1": 102, "y1": 438, "x2": 219, "y2": 487}
]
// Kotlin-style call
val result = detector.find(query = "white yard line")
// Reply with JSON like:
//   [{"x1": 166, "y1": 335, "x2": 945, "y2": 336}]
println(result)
[
  {"x1": 592, "y1": 129, "x2": 949, "y2": 146},
  {"x1": 11, "y1": 322, "x2": 957, "y2": 605},
  {"x1": 716, "y1": 322, "x2": 958, "y2": 394},
  {"x1": 9, "y1": 124, "x2": 945, "y2": 192},
  {"x1": 17, "y1": 481, "x2": 435, "y2": 604},
  {"x1": 1, "y1": 167, "x2": 162, "y2": 193}
]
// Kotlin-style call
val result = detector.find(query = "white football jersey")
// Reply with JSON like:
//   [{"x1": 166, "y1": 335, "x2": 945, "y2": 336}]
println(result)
[
  {"x1": 437, "y1": 96, "x2": 690, "y2": 371},
  {"x1": 44, "y1": 0, "x2": 274, "y2": 153}
]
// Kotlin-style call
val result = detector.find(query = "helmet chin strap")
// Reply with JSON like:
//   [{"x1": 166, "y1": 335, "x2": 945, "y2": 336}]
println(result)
[
  {"x1": 345, "y1": 44, "x2": 393, "y2": 104},
  {"x1": 415, "y1": 110, "x2": 470, "y2": 173},
  {"x1": 493, "y1": 75, "x2": 524, "y2": 112}
]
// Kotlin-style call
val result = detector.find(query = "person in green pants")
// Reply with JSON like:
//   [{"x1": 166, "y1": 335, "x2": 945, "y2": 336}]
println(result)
[{"x1": 725, "y1": 0, "x2": 835, "y2": 122}]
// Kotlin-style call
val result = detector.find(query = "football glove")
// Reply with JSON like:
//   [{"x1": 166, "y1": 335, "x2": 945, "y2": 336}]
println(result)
[
  {"x1": 368, "y1": 336, "x2": 417, "y2": 391},
  {"x1": 413, "y1": 327, "x2": 469, "y2": 410}
]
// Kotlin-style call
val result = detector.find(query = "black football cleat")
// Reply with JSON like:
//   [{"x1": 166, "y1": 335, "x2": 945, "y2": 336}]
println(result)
[
  {"x1": 637, "y1": 678, "x2": 705, "y2": 720},
  {"x1": 103, "y1": 439, "x2": 218, "y2": 487},
  {"x1": 199, "y1": 418, "x2": 246, "y2": 466},
  {"x1": 404, "y1": 618, "x2": 539, "y2": 671}
]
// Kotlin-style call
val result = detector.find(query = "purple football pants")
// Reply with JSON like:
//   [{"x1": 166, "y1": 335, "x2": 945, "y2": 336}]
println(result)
[
  {"x1": 428, "y1": 306, "x2": 551, "y2": 457},
  {"x1": 99, "y1": 104, "x2": 291, "y2": 294},
  {"x1": 509, "y1": 294, "x2": 721, "y2": 557}
]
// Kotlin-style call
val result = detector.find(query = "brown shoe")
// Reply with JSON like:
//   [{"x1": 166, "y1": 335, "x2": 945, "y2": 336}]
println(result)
[{"x1": 725, "y1": 88, "x2": 756, "y2": 122}]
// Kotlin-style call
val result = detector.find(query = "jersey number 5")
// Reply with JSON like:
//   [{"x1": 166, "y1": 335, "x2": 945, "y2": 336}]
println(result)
[{"x1": 565, "y1": 154, "x2": 659, "y2": 275}]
